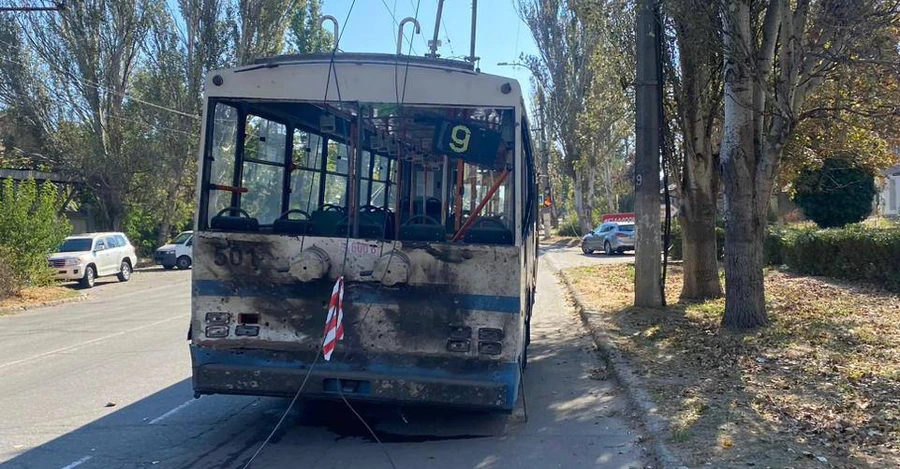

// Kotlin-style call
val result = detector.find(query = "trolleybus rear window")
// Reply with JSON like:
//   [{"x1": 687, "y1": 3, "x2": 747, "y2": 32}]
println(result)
[{"x1": 201, "y1": 100, "x2": 522, "y2": 245}]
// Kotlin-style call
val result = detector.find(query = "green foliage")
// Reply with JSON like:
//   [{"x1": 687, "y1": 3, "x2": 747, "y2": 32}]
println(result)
[
  {"x1": 0, "y1": 178, "x2": 71, "y2": 296},
  {"x1": 288, "y1": 0, "x2": 333, "y2": 53},
  {"x1": 557, "y1": 214, "x2": 583, "y2": 237},
  {"x1": 768, "y1": 224, "x2": 900, "y2": 291},
  {"x1": 793, "y1": 158, "x2": 877, "y2": 228}
]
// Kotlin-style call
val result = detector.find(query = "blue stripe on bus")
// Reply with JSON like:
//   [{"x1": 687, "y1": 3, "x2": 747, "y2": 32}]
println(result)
[{"x1": 193, "y1": 279, "x2": 521, "y2": 314}]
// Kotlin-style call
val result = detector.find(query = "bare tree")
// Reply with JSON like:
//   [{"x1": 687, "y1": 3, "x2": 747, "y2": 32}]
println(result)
[
  {"x1": 18, "y1": 0, "x2": 155, "y2": 230},
  {"x1": 519, "y1": 0, "x2": 599, "y2": 234}
]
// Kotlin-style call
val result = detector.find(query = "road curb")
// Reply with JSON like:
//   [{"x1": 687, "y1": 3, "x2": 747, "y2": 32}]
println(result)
[
  {"x1": 0, "y1": 292, "x2": 87, "y2": 316},
  {"x1": 544, "y1": 253, "x2": 684, "y2": 469}
]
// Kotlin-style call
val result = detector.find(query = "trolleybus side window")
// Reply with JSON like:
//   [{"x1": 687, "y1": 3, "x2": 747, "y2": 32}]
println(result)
[
  {"x1": 324, "y1": 140, "x2": 350, "y2": 207},
  {"x1": 207, "y1": 103, "x2": 239, "y2": 225},
  {"x1": 289, "y1": 129, "x2": 323, "y2": 214},
  {"x1": 241, "y1": 114, "x2": 287, "y2": 225}
]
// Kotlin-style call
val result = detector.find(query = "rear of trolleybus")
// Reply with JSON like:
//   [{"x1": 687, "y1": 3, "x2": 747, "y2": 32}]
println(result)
[{"x1": 189, "y1": 53, "x2": 538, "y2": 412}]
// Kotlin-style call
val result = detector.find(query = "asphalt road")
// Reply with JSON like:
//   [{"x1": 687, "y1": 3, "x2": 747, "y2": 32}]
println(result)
[
  {"x1": 539, "y1": 239, "x2": 635, "y2": 271},
  {"x1": 0, "y1": 254, "x2": 645, "y2": 469}
]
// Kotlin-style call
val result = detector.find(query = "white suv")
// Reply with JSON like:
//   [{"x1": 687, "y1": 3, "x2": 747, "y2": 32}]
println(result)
[{"x1": 49, "y1": 232, "x2": 138, "y2": 288}]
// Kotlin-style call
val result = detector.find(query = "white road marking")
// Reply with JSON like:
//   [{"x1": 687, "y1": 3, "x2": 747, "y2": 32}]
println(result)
[
  {"x1": 148, "y1": 398, "x2": 196, "y2": 425},
  {"x1": 0, "y1": 316, "x2": 183, "y2": 370},
  {"x1": 60, "y1": 455, "x2": 92, "y2": 469}
]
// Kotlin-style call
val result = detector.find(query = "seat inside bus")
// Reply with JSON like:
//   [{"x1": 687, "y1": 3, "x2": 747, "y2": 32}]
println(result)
[{"x1": 210, "y1": 208, "x2": 260, "y2": 232}]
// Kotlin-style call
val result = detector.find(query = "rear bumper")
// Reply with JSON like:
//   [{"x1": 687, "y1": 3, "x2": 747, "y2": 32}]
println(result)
[{"x1": 190, "y1": 346, "x2": 519, "y2": 411}]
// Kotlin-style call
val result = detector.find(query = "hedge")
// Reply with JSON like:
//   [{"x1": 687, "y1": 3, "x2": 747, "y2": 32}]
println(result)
[
  {"x1": 667, "y1": 223, "x2": 725, "y2": 261},
  {"x1": 670, "y1": 222, "x2": 900, "y2": 290},
  {"x1": 775, "y1": 225, "x2": 900, "y2": 291}
]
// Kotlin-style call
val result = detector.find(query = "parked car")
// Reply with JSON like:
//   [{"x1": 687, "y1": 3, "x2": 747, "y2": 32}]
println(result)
[
  {"x1": 48, "y1": 232, "x2": 137, "y2": 288},
  {"x1": 581, "y1": 222, "x2": 635, "y2": 255},
  {"x1": 154, "y1": 230, "x2": 193, "y2": 270}
]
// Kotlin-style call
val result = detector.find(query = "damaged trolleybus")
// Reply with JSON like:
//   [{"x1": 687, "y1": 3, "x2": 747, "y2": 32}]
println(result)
[{"x1": 189, "y1": 52, "x2": 538, "y2": 412}]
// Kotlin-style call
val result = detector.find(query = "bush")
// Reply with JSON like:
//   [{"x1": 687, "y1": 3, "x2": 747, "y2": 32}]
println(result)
[
  {"x1": 557, "y1": 215, "x2": 583, "y2": 237},
  {"x1": 768, "y1": 224, "x2": 900, "y2": 290},
  {"x1": 793, "y1": 158, "x2": 877, "y2": 228},
  {"x1": 0, "y1": 178, "x2": 72, "y2": 297},
  {"x1": 0, "y1": 248, "x2": 22, "y2": 299},
  {"x1": 667, "y1": 222, "x2": 725, "y2": 261}
]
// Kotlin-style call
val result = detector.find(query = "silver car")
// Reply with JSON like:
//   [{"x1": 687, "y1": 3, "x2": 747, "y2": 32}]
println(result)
[{"x1": 581, "y1": 222, "x2": 635, "y2": 255}]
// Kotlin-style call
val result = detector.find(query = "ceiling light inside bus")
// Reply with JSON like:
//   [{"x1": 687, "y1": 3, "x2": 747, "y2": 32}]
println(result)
[
  {"x1": 320, "y1": 115, "x2": 336, "y2": 133},
  {"x1": 205, "y1": 325, "x2": 229, "y2": 338}
]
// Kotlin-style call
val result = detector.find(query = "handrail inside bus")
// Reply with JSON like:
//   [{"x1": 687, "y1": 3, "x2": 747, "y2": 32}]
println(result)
[
  {"x1": 209, "y1": 184, "x2": 249, "y2": 194},
  {"x1": 450, "y1": 167, "x2": 510, "y2": 242}
]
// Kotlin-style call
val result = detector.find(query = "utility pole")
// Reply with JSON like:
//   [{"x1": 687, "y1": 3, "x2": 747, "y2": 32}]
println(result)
[{"x1": 634, "y1": 0, "x2": 662, "y2": 307}]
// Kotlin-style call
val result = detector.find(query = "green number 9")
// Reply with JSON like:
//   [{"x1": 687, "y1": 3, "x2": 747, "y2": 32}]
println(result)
[{"x1": 449, "y1": 125, "x2": 471, "y2": 153}]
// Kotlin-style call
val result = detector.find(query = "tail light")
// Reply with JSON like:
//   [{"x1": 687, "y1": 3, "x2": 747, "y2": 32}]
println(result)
[
  {"x1": 205, "y1": 312, "x2": 231, "y2": 325},
  {"x1": 205, "y1": 325, "x2": 229, "y2": 338}
]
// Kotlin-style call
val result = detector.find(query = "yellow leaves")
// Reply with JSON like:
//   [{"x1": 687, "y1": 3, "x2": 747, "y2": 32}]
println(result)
[{"x1": 720, "y1": 435, "x2": 734, "y2": 449}]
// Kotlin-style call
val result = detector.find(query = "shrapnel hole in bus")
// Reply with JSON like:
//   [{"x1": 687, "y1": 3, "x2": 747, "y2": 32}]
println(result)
[{"x1": 201, "y1": 100, "x2": 517, "y2": 245}]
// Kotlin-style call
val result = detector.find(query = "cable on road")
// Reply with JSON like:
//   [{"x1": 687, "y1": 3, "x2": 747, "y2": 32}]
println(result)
[
  {"x1": 337, "y1": 386, "x2": 399, "y2": 469},
  {"x1": 240, "y1": 352, "x2": 321, "y2": 469}
]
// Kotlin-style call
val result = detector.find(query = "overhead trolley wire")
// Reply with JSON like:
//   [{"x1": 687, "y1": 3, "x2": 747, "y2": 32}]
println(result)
[
  {"x1": 0, "y1": 38, "x2": 198, "y2": 120},
  {"x1": 380, "y1": 0, "x2": 420, "y2": 56}
]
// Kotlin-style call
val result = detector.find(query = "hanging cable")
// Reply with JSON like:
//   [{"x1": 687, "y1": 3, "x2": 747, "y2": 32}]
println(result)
[{"x1": 0, "y1": 38, "x2": 198, "y2": 120}]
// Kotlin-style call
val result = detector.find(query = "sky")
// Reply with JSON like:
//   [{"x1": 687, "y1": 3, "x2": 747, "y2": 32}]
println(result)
[{"x1": 320, "y1": 0, "x2": 539, "y2": 113}]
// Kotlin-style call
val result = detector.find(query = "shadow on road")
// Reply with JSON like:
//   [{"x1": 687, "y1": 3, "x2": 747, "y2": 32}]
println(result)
[{"x1": 4, "y1": 269, "x2": 638, "y2": 468}]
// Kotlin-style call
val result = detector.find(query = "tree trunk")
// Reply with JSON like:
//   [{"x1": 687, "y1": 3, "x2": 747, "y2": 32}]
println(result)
[
  {"x1": 721, "y1": 0, "x2": 767, "y2": 328},
  {"x1": 679, "y1": 190, "x2": 722, "y2": 300},
  {"x1": 573, "y1": 167, "x2": 593, "y2": 234},
  {"x1": 722, "y1": 191, "x2": 767, "y2": 327},
  {"x1": 157, "y1": 204, "x2": 173, "y2": 248},
  {"x1": 672, "y1": 0, "x2": 723, "y2": 300}
]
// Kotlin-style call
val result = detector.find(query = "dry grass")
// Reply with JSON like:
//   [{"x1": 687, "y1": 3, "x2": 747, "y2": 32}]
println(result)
[
  {"x1": 564, "y1": 264, "x2": 900, "y2": 469},
  {"x1": 0, "y1": 286, "x2": 82, "y2": 315}
]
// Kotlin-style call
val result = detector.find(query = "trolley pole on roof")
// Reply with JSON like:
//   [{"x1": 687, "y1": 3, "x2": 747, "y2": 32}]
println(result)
[
  {"x1": 426, "y1": 0, "x2": 445, "y2": 58},
  {"x1": 467, "y1": 0, "x2": 479, "y2": 67},
  {"x1": 633, "y1": 0, "x2": 663, "y2": 307}
]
